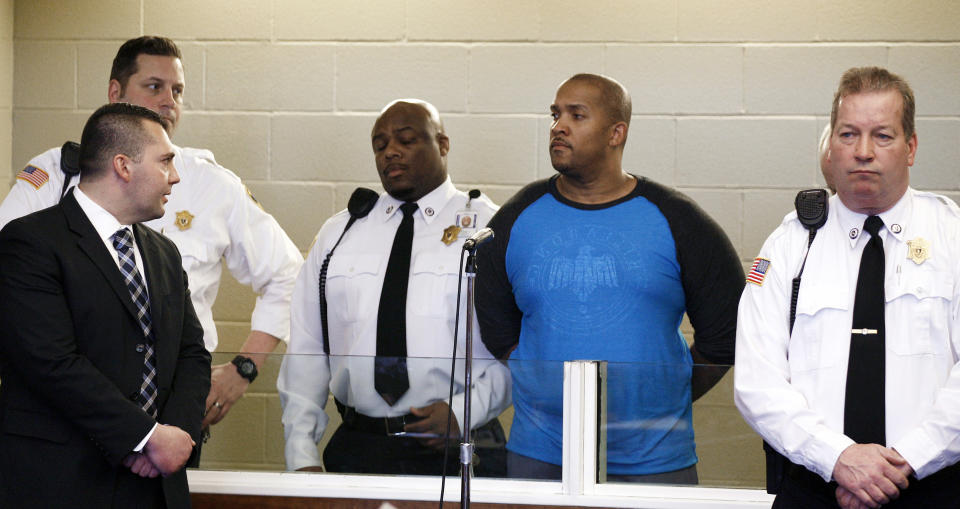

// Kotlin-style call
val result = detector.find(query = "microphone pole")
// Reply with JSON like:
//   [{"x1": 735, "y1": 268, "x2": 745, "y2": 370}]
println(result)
[{"x1": 459, "y1": 228, "x2": 493, "y2": 509}]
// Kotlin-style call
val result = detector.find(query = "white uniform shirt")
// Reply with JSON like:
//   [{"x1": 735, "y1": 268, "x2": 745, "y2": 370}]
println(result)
[
  {"x1": 277, "y1": 178, "x2": 512, "y2": 471},
  {"x1": 0, "y1": 146, "x2": 303, "y2": 352},
  {"x1": 735, "y1": 188, "x2": 960, "y2": 481}
]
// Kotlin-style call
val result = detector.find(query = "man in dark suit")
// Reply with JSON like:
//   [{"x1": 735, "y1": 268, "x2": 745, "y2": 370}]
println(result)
[{"x1": 0, "y1": 103, "x2": 211, "y2": 508}]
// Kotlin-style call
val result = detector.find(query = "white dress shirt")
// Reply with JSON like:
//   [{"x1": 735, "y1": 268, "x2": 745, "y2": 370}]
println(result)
[
  {"x1": 0, "y1": 145, "x2": 303, "y2": 351},
  {"x1": 735, "y1": 188, "x2": 960, "y2": 481},
  {"x1": 278, "y1": 178, "x2": 512, "y2": 471}
]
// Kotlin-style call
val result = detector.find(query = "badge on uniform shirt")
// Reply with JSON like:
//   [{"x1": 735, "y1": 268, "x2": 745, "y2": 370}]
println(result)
[
  {"x1": 906, "y1": 237, "x2": 930, "y2": 264},
  {"x1": 455, "y1": 211, "x2": 478, "y2": 231},
  {"x1": 442, "y1": 225, "x2": 462, "y2": 246},
  {"x1": 175, "y1": 210, "x2": 194, "y2": 231},
  {"x1": 16, "y1": 165, "x2": 49, "y2": 190},
  {"x1": 747, "y1": 257, "x2": 771, "y2": 286}
]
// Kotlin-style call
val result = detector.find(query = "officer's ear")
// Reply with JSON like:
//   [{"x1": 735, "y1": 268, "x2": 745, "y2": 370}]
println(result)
[{"x1": 437, "y1": 133, "x2": 450, "y2": 158}]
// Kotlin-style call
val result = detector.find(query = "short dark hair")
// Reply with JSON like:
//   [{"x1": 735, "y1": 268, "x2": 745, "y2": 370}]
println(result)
[
  {"x1": 831, "y1": 66, "x2": 916, "y2": 140},
  {"x1": 110, "y1": 36, "x2": 182, "y2": 93},
  {"x1": 79, "y1": 103, "x2": 167, "y2": 181},
  {"x1": 564, "y1": 73, "x2": 632, "y2": 127}
]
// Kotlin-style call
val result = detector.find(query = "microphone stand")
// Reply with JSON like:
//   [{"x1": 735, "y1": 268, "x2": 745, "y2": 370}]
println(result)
[{"x1": 460, "y1": 250, "x2": 478, "y2": 509}]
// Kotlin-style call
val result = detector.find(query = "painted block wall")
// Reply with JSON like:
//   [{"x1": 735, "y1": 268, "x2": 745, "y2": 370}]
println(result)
[{"x1": 8, "y1": 0, "x2": 960, "y2": 488}]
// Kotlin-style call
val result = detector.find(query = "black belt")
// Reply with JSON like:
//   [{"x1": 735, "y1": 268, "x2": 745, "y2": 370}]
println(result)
[{"x1": 335, "y1": 399, "x2": 424, "y2": 435}]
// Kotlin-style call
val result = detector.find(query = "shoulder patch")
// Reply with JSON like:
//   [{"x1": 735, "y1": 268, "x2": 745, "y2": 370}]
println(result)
[
  {"x1": 746, "y1": 257, "x2": 771, "y2": 286},
  {"x1": 16, "y1": 165, "x2": 49, "y2": 190}
]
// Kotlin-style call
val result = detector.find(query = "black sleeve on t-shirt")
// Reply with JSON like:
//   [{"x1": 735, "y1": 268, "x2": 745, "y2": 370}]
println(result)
[
  {"x1": 475, "y1": 179, "x2": 552, "y2": 360},
  {"x1": 637, "y1": 177, "x2": 744, "y2": 365}
]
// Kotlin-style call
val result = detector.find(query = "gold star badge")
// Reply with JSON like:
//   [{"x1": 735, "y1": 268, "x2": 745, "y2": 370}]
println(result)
[
  {"x1": 175, "y1": 210, "x2": 194, "y2": 231},
  {"x1": 906, "y1": 238, "x2": 930, "y2": 264},
  {"x1": 442, "y1": 225, "x2": 462, "y2": 246}
]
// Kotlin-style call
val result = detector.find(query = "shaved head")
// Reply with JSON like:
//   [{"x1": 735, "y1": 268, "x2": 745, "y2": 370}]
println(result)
[{"x1": 560, "y1": 73, "x2": 632, "y2": 127}]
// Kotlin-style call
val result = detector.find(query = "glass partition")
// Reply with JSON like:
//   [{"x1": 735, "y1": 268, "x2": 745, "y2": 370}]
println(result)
[
  {"x1": 198, "y1": 353, "x2": 559, "y2": 481},
  {"x1": 195, "y1": 353, "x2": 763, "y2": 494},
  {"x1": 598, "y1": 362, "x2": 763, "y2": 488}
]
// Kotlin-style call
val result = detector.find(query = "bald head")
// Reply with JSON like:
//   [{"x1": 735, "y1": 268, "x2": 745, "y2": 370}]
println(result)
[
  {"x1": 371, "y1": 99, "x2": 449, "y2": 202},
  {"x1": 560, "y1": 74, "x2": 632, "y2": 128},
  {"x1": 375, "y1": 99, "x2": 445, "y2": 137}
]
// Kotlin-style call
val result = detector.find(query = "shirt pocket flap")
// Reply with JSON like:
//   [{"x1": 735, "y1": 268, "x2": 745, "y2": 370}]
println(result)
[
  {"x1": 327, "y1": 252, "x2": 381, "y2": 278},
  {"x1": 163, "y1": 232, "x2": 216, "y2": 266},
  {"x1": 796, "y1": 279, "x2": 849, "y2": 316},
  {"x1": 412, "y1": 250, "x2": 460, "y2": 276},
  {"x1": 890, "y1": 265, "x2": 953, "y2": 302}
]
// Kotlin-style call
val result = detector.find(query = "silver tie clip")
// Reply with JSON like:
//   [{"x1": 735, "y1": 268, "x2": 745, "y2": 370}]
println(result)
[{"x1": 851, "y1": 328, "x2": 878, "y2": 335}]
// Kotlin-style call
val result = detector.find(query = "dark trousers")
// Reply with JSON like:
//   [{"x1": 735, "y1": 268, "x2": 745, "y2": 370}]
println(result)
[
  {"x1": 323, "y1": 419, "x2": 507, "y2": 477},
  {"x1": 773, "y1": 462, "x2": 960, "y2": 509}
]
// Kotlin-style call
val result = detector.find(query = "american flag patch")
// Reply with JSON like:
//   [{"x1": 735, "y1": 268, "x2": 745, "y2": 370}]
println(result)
[
  {"x1": 747, "y1": 257, "x2": 771, "y2": 286},
  {"x1": 16, "y1": 165, "x2": 49, "y2": 190}
]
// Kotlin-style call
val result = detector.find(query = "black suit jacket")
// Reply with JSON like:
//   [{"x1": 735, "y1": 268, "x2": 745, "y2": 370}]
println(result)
[{"x1": 0, "y1": 191, "x2": 211, "y2": 509}]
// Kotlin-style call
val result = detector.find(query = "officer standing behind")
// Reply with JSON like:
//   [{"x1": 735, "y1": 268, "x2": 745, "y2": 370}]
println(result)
[
  {"x1": 278, "y1": 99, "x2": 510, "y2": 475},
  {"x1": 736, "y1": 66, "x2": 960, "y2": 508},
  {"x1": 476, "y1": 74, "x2": 743, "y2": 482},
  {"x1": 0, "y1": 36, "x2": 303, "y2": 430}
]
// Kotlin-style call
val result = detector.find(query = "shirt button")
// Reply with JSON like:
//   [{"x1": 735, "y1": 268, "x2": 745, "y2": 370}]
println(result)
[
  {"x1": 425, "y1": 207, "x2": 435, "y2": 217},
  {"x1": 136, "y1": 344, "x2": 146, "y2": 353}
]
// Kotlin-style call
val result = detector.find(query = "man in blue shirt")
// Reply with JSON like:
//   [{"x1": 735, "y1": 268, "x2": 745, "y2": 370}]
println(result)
[{"x1": 476, "y1": 73, "x2": 743, "y2": 482}]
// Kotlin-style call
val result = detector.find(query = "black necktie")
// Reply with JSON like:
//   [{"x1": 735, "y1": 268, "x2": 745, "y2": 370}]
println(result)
[
  {"x1": 375, "y1": 202, "x2": 418, "y2": 405},
  {"x1": 844, "y1": 215, "x2": 886, "y2": 444}
]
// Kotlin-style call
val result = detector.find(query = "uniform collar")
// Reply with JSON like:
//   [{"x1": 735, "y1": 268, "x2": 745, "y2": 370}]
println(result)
[
  {"x1": 835, "y1": 187, "x2": 912, "y2": 247},
  {"x1": 377, "y1": 177, "x2": 456, "y2": 225}
]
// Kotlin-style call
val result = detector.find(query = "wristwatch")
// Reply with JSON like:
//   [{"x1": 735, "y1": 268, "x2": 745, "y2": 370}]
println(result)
[{"x1": 231, "y1": 355, "x2": 258, "y2": 383}]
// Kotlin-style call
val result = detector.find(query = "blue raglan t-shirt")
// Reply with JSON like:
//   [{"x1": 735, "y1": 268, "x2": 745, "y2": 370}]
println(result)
[{"x1": 476, "y1": 175, "x2": 743, "y2": 475}]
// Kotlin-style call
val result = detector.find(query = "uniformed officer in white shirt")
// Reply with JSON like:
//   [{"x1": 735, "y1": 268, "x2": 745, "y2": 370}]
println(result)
[
  {"x1": 0, "y1": 36, "x2": 303, "y2": 431},
  {"x1": 278, "y1": 99, "x2": 511, "y2": 475},
  {"x1": 736, "y1": 67, "x2": 960, "y2": 509}
]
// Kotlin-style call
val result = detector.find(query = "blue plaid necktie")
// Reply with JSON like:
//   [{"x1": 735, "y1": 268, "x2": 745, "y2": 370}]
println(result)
[{"x1": 111, "y1": 228, "x2": 159, "y2": 418}]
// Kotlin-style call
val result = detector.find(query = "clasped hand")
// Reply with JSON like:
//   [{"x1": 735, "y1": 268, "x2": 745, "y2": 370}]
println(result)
[
  {"x1": 124, "y1": 424, "x2": 196, "y2": 478},
  {"x1": 832, "y1": 444, "x2": 913, "y2": 509}
]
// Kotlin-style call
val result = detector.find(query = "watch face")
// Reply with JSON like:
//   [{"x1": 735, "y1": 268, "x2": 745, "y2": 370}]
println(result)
[{"x1": 233, "y1": 356, "x2": 257, "y2": 381}]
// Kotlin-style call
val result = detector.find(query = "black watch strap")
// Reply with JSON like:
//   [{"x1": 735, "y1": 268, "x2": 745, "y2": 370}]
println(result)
[{"x1": 231, "y1": 355, "x2": 258, "y2": 383}]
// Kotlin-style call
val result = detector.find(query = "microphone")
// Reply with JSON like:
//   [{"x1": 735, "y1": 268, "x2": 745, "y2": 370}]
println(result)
[
  {"x1": 347, "y1": 187, "x2": 379, "y2": 219},
  {"x1": 462, "y1": 227, "x2": 494, "y2": 252}
]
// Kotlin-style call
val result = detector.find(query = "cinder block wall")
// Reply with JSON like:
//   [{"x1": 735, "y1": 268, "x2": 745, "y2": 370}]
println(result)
[
  {"x1": 0, "y1": 0, "x2": 11, "y2": 200},
  {"x1": 7, "y1": 0, "x2": 960, "y2": 487}
]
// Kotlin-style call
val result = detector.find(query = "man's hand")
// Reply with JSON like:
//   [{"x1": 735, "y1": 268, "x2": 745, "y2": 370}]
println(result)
[
  {"x1": 296, "y1": 465, "x2": 325, "y2": 473},
  {"x1": 202, "y1": 331, "x2": 279, "y2": 428},
  {"x1": 202, "y1": 362, "x2": 249, "y2": 427},
  {"x1": 144, "y1": 424, "x2": 196, "y2": 476},
  {"x1": 406, "y1": 401, "x2": 460, "y2": 450},
  {"x1": 832, "y1": 444, "x2": 909, "y2": 508},
  {"x1": 123, "y1": 453, "x2": 160, "y2": 478}
]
